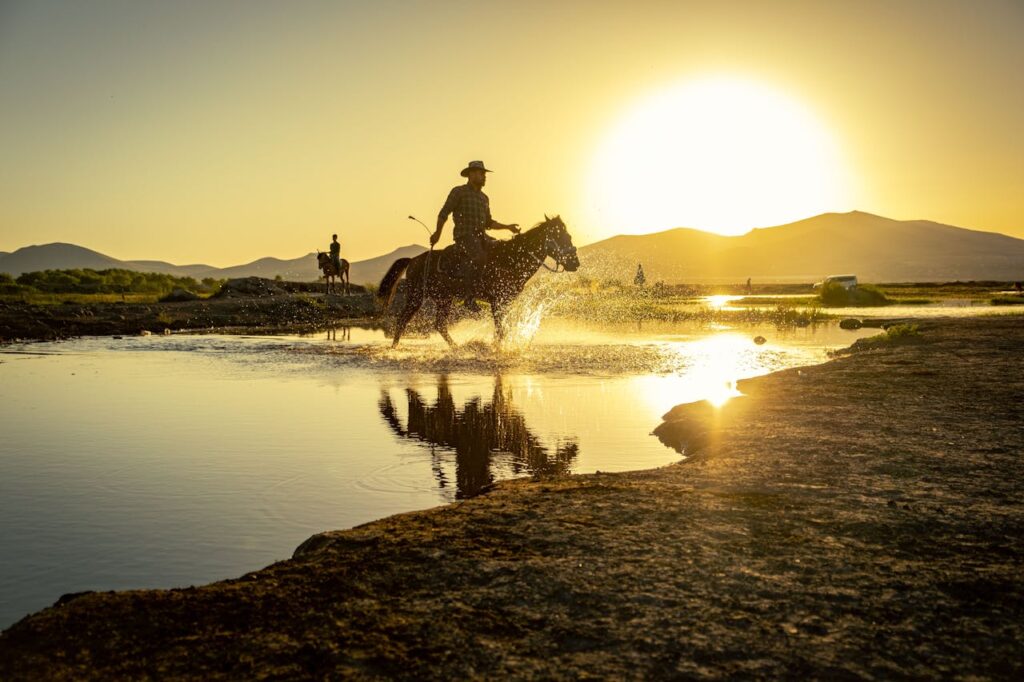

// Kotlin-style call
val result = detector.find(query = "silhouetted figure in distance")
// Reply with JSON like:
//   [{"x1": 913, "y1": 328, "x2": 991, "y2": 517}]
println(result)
[{"x1": 329, "y1": 234, "x2": 341, "y2": 273}]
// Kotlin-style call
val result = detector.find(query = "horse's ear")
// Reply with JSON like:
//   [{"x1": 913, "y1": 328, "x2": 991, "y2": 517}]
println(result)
[{"x1": 544, "y1": 213, "x2": 550, "y2": 221}]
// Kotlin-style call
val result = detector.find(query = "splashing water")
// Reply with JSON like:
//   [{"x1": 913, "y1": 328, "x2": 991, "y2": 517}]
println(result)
[{"x1": 500, "y1": 280, "x2": 560, "y2": 349}]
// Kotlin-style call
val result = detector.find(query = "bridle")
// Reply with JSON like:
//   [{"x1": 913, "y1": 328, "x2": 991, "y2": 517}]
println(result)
[{"x1": 530, "y1": 223, "x2": 576, "y2": 273}]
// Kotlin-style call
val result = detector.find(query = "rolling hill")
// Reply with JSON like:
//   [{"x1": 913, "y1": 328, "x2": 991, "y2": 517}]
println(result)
[
  {"x1": 0, "y1": 243, "x2": 427, "y2": 286},
  {"x1": 0, "y1": 243, "x2": 129, "y2": 276},
  {"x1": 4, "y1": 212, "x2": 1021, "y2": 285},
  {"x1": 579, "y1": 211, "x2": 1024, "y2": 283}
]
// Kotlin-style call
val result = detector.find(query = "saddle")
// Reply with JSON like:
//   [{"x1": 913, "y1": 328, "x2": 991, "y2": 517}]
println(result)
[{"x1": 434, "y1": 245, "x2": 472, "y2": 279}]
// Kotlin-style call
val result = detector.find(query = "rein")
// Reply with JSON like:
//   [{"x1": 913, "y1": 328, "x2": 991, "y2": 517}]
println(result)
[
  {"x1": 533, "y1": 253, "x2": 564, "y2": 272},
  {"x1": 524, "y1": 226, "x2": 568, "y2": 273}
]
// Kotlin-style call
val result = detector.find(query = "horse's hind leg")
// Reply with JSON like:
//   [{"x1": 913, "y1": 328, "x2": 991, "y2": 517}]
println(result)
[
  {"x1": 392, "y1": 293, "x2": 423, "y2": 348},
  {"x1": 434, "y1": 299, "x2": 456, "y2": 348}
]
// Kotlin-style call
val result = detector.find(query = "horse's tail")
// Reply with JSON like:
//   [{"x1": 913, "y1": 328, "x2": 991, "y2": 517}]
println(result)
[{"x1": 377, "y1": 257, "x2": 412, "y2": 308}]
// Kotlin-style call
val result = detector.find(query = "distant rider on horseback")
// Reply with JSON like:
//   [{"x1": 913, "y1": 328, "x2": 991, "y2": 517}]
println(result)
[
  {"x1": 431, "y1": 160, "x2": 519, "y2": 311},
  {"x1": 329, "y1": 234, "x2": 341, "y2": 273}
]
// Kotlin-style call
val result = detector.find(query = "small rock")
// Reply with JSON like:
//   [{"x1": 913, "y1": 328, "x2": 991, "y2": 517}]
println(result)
[
  {"x1": 160, "y1": 288, "x2": 200, "y2": 303},
  {"x1": 753, "y1": 335, "x2": 767, "y2": 345},
  {"x1": 839, "y1": 318, "x2": 863, "y2": 330}
]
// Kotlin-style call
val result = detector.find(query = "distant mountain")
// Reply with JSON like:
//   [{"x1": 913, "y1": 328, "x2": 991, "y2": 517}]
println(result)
[
  {"x1": 580, "y1": 211, "x2": 1024, "y2": 282},
  {"x1": 0, "y1": 242, "x2": 428, "y2": 285},
  {"x1": 201, "y1": 254, "x2": 320, "y2": 281},
  {"x1": 124, "y1": 260, "x2": 216, "y2": 278},
  {"x1": 6, "y1": 211, "x2": 1020, "y2": 285},
  {"x1": 0, "y1": 243, "x2": 126, "y2": 276},
  {"x1": 349, "y1": 244, "x2": 426, "y2": 286}
]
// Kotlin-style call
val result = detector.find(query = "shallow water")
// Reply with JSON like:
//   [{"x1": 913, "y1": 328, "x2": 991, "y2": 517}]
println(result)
[
  {"x1": 703, "y1": 294, "x2": 1015, "y2": 318},
  {"x1": 0, "y1": 318, "x2": 875, "y2": 628}
]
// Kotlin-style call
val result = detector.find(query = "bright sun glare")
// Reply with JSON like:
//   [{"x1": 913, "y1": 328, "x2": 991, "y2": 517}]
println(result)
[{"x1": 588, "y1": 76, "x2": 853, "y2": 237}]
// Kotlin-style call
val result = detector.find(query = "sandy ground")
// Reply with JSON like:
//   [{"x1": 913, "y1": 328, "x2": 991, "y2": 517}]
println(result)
[{"x1": 1, "y1": 316, "x2": 1022, "y2": 679}]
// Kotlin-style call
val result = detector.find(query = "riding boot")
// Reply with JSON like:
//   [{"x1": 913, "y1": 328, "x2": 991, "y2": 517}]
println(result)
[
  {"x1": 462, "y1": 280, "x2": 481, "y2": 312},
  {"x1": 461, "y1": 261, "x2": 481, "y2": 313}
]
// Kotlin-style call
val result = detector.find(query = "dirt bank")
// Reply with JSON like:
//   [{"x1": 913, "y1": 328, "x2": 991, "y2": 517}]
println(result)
[
  {"x1": 1, "y1": 317, "x2": 1022, "y2": 679},
  {"x1": 0, "y1": 279, "x2": 376, "y2": 342}
]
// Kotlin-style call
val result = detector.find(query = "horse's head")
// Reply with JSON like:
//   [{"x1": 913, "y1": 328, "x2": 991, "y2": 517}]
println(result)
[
  {"x1": 539, "y1": 215, "x2": 580, "y2": 272},
  {"x1": 316, "y1": 251, "x2": 327, "y2": 266}
]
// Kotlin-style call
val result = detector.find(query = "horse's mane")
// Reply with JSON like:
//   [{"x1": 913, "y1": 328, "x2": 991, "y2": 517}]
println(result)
[{"x1": 490, "y1": 218, "x2": 555, "y2": 255}]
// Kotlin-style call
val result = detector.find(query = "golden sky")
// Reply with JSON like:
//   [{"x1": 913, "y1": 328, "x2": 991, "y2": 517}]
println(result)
[{"x1": 1, "y1": 0, "x2": 1022, "y2": 266}]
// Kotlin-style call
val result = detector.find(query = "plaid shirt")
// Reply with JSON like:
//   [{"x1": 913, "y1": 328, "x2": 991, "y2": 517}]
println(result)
[{"x1": 438, "y1": 184, "x2": 492, "y2": 240}]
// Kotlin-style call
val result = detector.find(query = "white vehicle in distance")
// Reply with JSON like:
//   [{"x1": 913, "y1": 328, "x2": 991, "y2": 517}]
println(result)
[{"x1": 813, "y1": 274, "x2": 858, "y2": 290}]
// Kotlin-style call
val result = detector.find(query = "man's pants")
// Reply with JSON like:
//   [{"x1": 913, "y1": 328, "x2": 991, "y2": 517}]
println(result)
[{"x1": 454, "y1": 232, "x2": 496, "y2": 299}]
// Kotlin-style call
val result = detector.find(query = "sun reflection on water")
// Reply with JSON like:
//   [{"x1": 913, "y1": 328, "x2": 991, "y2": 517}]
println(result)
[
  {"x1": 637, "y1": 332, "x2": 773, "y2": 412},
  {"x1": 704, "y1": 294, "x2": 739, "y2": 309}
]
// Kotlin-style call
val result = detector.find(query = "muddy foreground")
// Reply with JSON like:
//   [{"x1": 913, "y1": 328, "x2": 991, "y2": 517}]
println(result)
[{"x1": 1, "y1": 317, "x2": 1022, "y2": 679}]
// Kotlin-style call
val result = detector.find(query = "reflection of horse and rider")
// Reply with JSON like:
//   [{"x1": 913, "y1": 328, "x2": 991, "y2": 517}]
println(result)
[
  {"x1": 378, "y1": 375, "x2": 579, "y2": 499},
  {"x1": 378, "y1": 160, "x2": 581, "y2": 347}
]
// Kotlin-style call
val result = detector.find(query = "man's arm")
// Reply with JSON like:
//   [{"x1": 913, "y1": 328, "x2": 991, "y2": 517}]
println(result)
[
  {"x1": 432, "y1": 187, "x2": 460, "y2": 245},
  {"x1": 488, "y1": 219, "x2": 520, "y2": 234},
  {"x1": 484, "y1": 197, "x2": 519, "y2": 233}
]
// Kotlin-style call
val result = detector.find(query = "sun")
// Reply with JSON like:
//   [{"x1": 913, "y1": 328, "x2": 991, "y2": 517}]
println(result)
[{"x1": 586, "y1": 75, "x2": 854, "y2": 238}]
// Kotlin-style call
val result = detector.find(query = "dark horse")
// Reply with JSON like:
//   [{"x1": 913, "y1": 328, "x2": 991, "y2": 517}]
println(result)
[
  {"x1": 316, "y1": 252, "x2": 350, "y2": 295},
  {"x1": 377, "y1": 215, "x2": 580, "y2": 347}
]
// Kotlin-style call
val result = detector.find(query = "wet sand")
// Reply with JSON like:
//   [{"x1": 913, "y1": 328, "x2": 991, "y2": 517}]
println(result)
[{"x1": 1, "y1": 316, "x2": 1022, "y2": 679}]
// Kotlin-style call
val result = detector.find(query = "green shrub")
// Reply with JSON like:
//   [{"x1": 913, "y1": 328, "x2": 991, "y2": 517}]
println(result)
[
  {"x1": 8, "y1": 269, "x2": 224, "y2": 296},
  {"x1": 852, "y1": 284, "x2": 889, "y2": 306},
  {"x1": 819, "y1": 281, "x2": 850, "y2": 306},
  {"x1": 843, "y1": 323, "x2": 921, "y2": 353},
  {"x1": 882, "y1": 323, "x2": 920, "y2": 341},
  {"x1": 992, "y1": 296, "x2": 1024, "y2": 306},
  {"x1": 819, "y1": 282, "x2": 889, "y2": 307}
]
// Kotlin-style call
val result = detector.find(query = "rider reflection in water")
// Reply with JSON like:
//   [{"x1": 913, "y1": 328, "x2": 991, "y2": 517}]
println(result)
[
  {"x1": 378, "y1": 376, "x2": 578, "y2": 499},
  {"x1": 432, "y1": 160, "x2": 520, "y2": 312}
]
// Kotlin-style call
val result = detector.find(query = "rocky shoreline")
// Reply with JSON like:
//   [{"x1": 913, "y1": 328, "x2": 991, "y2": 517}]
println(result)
[{"x1": 1, "y1": 316, "x2": 1022, "y2": 679}]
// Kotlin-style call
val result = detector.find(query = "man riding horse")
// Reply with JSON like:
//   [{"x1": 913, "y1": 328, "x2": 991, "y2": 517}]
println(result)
[
  {"x1": 317, "y1": 233, "x2": 349, "y2": 295},
  {"x1": 432, "y1": 160, "x2": 520, "y2": 311},
  {"x1": 329, "y1": 234, "x2": 341, "y2": 273}
]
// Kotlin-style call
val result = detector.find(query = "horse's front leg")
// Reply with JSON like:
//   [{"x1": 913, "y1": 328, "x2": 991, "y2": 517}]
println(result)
[
  {"x1": 434, "y1": 298, "x2": 456, "y2": 348},
  {"x1": 490, "y1": 299, "x2": 506, "y2": 349}
]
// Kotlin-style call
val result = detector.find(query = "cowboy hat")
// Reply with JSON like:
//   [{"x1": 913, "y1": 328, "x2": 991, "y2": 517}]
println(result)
[{"x1": 460, "y1": 160, "x2": 493, "y2": 177}]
